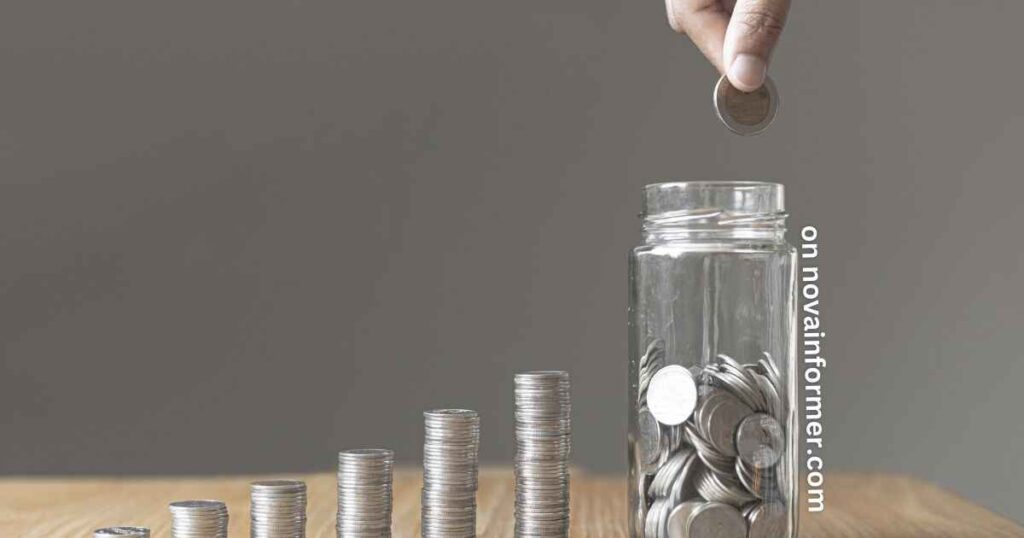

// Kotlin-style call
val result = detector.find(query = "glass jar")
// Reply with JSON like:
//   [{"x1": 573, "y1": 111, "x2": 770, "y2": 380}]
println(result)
[{"x1": 627, "y1": 182, "x2": 797, "y2": 538}]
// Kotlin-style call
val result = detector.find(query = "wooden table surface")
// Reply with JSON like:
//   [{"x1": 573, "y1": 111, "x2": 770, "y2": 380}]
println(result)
[{"x1": 1, "y1": 470, "x2": 1021, "y2": 537}]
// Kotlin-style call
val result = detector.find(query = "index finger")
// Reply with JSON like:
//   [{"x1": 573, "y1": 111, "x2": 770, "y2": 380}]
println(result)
[{"x1": 723, "y1": 0, "x2": 791, "y2": 90}]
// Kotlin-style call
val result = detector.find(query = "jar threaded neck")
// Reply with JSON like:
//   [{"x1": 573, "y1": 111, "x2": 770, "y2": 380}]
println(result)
[{"x1": 641, "y1": 181, "x2": 787, "y2": 243}]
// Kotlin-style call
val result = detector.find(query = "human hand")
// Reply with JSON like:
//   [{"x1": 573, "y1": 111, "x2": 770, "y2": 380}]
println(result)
[{"x1": 665, "y1": 0, "x2": 791, "y2": 92}]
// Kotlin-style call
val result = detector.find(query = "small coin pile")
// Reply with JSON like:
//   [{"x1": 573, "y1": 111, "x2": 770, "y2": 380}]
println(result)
[
  {"x1": 638, "y1": 347, "x2": 788, "y2": 538},
  {"x1": 94, "y1": 527, "x2": 150, "y2": 538},
  {"x1": 514, "y1": 371, "x2": 572, "y2": 538},
  {"x1": 421, "y1": 409, "x2": 481, "y2": 538},
  {"x1": 168, "y1": 500, "x2": 228, "y2": 538},
  {"x1": 337, "y1": 448, "x2": 394, "y2": 537},
  {"x1": 250, "y1": 480, "x2": 307, "y2": 538}
]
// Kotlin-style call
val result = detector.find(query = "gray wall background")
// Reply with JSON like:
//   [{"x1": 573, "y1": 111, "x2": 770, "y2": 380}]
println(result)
[{"x1": 2, "y1": 0, "x2": 1022, "y2": 523}]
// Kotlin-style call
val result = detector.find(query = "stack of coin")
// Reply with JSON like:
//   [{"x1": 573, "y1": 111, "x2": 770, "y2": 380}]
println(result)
[
  {"x1": 94, "y1": 527, "x2": 150, "y2": 538},
  {"x1": 168, "y1": 500, "x2": 228, "y2": 538},
  {"x1": 514, "y1": 371, "x2": 571, "y2": 537},
  {"x1": 250, "y1": 480, "x2": 307, "y2": 538},
  {"x1": 421, "y1": 409, "x2": 480, "y2": 538},
  {"x1": 337, "y1": 448, "x2": 394, "y2": 538}
]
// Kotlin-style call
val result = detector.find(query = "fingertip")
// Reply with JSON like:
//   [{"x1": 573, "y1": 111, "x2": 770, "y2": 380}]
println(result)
[{"x1": 728, "y1": 53, "x2": 767, "y2": 92}]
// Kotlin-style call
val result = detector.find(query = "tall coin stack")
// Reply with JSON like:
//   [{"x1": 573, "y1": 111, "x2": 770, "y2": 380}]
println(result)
[
  {"x1": 421, "y1": 409, "x2": 481, "y2": 538},
  {"x1": 94, "y1": 527, "x2": 150, "y2": 538},
  {"x1": 168, "y1": 500, "x2": 228, "y2": 538},
  {"x1": 337, "y1": 448, "x2": 395, "y2": 538},
  {"x1": 514, "y1": 371, "x2": 572, "y2": 538},
  {"x1": 250, "y1": 480, "x2": 307, "y2": 538}
]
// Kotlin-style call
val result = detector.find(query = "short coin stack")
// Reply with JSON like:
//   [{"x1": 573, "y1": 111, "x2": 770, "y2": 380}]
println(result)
[
  {"x1": 250, "y1": 480, "x2": 307, "y2": 538},
  {"x1": 421, "y1": 409, "x2": 481, "y2": 538},
  {"x1": 94, "y1": 527, "x2": 150, "y2": 538},
  {"x1": 514, "y1": 371, "x2": 572, "y2": 537},
  {"x1": 337, "y1": 448, "x2": 394, "y2": 537},
  {"x1": 168, "y1": 500, "x2": 228, "y2": 538}
]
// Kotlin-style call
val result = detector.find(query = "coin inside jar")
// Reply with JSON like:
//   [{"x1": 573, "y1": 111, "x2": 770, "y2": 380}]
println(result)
[
  {"x1": 736, "y1": 413, "x2": 784, "y2": 469},
  {"x1": 703, "y1": 393, "x2": 753, "y2": 457},
  {"x1": 638, "y1": 407, "x2": 663, "y2": 472},
  {"x1": 666, "y1": 501, "x2": 702, "y2": 538},
  {"x1": 667, "y1": 448, "x2": 702, "y2": 505},
  {"x1": 713, "y1": 74, "x2": 779, "y2": 136},
  {"x1": 647, "y1": 365, "x2": 698, "y2": 426},
  {"x1": 746, "y1": 502, "x2": 787, "y2": 538},
  {"x1": 686, "y1": 502, "x2": 746, "y2": 538}
]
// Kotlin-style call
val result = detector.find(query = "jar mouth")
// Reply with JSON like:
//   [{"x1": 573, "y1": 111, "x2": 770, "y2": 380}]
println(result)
[
  {"x1": 642, "y1": 181, "x2": 786, "y2": 242},
  {"x1": 643, "y1": 181, "x2": 784, "y2": 218}
]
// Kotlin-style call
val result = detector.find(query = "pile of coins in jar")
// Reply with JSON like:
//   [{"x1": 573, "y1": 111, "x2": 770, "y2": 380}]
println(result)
[{"x1": 638, "y1": 340, "x2": 788, "y2": 538}]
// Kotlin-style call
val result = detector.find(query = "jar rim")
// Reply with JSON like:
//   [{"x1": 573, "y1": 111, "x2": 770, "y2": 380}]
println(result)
[{"x1": 643, "y1": 181, "x2": 784, "y2": 217}]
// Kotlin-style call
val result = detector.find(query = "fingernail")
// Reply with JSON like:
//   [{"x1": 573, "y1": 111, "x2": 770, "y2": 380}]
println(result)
[{"x1": 728, "y1": 54, "x2": 767, "y2": 92}]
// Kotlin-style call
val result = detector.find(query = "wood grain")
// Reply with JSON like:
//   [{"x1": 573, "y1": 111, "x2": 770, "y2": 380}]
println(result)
[{"x1": 1, "y1": 470, "x2": 1020, "y2": 537}]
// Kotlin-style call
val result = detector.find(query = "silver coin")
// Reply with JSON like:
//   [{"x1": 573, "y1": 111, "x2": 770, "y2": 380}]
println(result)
[
  {"x1": 646, "y1": 498, "x2": 671, "y2": 538},
  {"x1": 736, "y1": 413, "x2": 784, "y2": 469},
  {"x1": 686, "y1": 502, "x2": 746, "y2": 538},
  {"x1": 750, "y1": 372, "x2": 782, "y2": 420},
  {"x1": 695, "y1": 467, "x2": 756, "y2": 507},
  {"x1": 665, "y1": 501, "x2": 702, "y2": 538},
  {"x1": 638, "y1": 407, "x2": 663, "y2": 472},
  {"x1": 640, "y1": 339, "x2": 666, "y2": 373},
  {"x1": 704, "y1": 394, "x2": 752, "y2": 457},
  {"x1": 647, "y1": 365, "x2": 698, "y2": 426},
  {"x1": 715, "y1": 355, "x2": 767, "y2": 412},
  {"x1": 695, "y1": 390, "x2": 729, "y2": 440},
  {"x1": 667, "y1": 448, "x2": 703, "y2": 506},
  {"x1": 758, "y1": 353, "x2": 783, "y2": 398},
  {"x1": 94, "y1": 528, "x2": 150, "y2": 538},
  {"x1": 683, "y1": 422, "x2": 734, "y2": 477},
  {"x1": 734, "y1": 457, "x2": 763, "y2": 499},
  {"x1": 746, "y1": 502, "x2": 787, "y2": 538},
  {"x1": 713, "y1": 74, "x2": 779, "y2": 136},
  {"x1": 648, "y1": 447, "x2": 690, "y2": 498},
  {"x1": 711, "y1": 369, "x2": 763, "y2": 413}
]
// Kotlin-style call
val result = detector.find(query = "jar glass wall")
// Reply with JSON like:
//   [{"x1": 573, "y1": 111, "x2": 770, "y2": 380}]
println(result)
[{"x1": 627, "y1": 182, "x2": 798, "y2": 538}]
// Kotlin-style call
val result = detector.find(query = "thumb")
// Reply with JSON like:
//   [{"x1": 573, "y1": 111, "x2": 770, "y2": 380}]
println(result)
[{"x1": 723, "y1": 0, "x2": 791, "y2": 91}]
